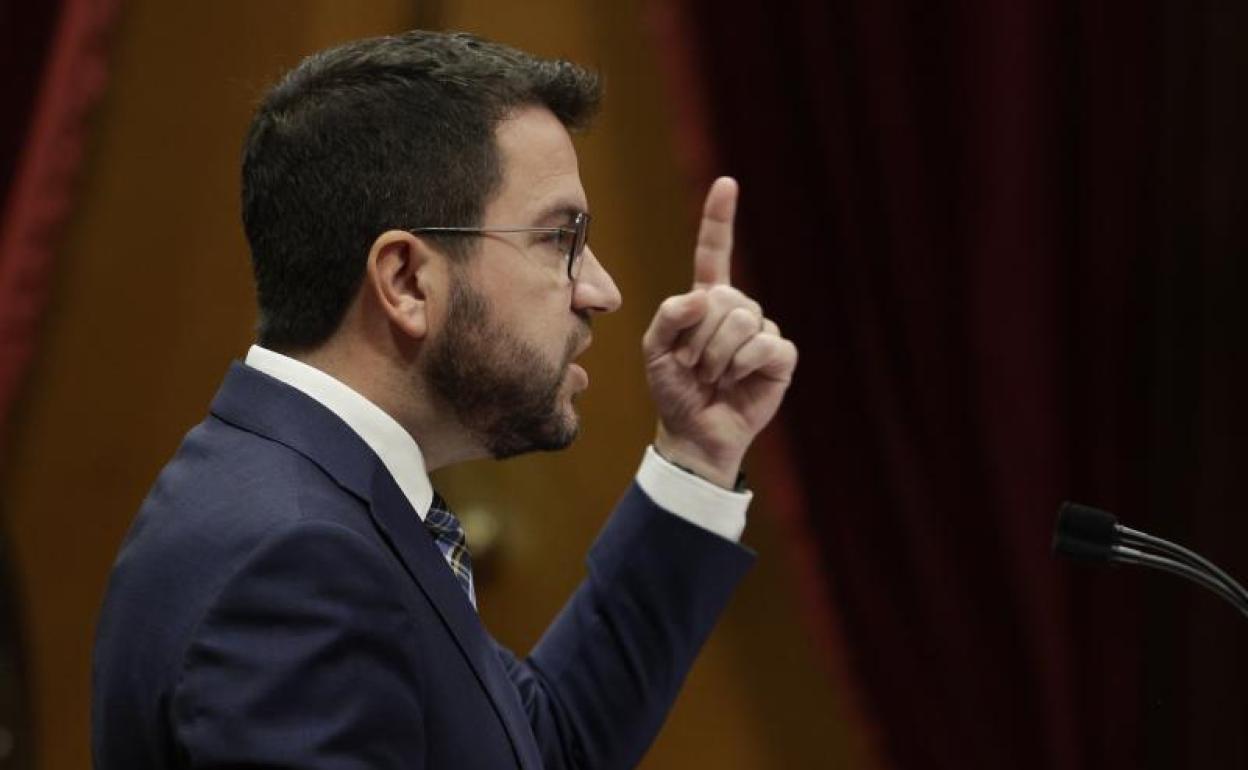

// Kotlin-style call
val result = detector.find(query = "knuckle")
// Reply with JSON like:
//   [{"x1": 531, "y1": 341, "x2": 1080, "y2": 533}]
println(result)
[
  {"x1": 658, "y1": 302, "x2": 686, "y2": 325},
  {"x1": 659, "y1": 295, "x2": 684, "y2": 315},
  {"x1": 706, "y1": 285, "x2": 763, "y2": 319},
  {"x1": 727, "y1": 306, "x2": 759, "y2": 331},
  {"x1": 757, "y1": 336, "x2": 785, "y2": 358}
]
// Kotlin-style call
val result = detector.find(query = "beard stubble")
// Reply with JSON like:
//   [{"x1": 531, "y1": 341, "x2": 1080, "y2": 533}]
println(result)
[{"x1": 425, "y1": 275, "x2": 589, "y2": 459}]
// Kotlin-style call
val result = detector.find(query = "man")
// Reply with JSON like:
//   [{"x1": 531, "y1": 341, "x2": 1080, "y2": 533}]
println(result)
[{"x1": 93, "y1": 30, "x2": 796, "y2": 769}]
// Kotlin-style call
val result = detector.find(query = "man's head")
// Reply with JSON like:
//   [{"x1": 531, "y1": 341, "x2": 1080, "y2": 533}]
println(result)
[
  {"x1": 242, "y1": 31, "x2": 621, "y2": 464},
  {"x1": 242, "y1": 30, "x2": 601, "y2": 351}
]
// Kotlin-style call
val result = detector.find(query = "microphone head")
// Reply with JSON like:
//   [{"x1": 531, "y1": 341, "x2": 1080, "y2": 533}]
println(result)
[{"x1": 1052, "y1": 502, "x2": 1120, "y2": 562}]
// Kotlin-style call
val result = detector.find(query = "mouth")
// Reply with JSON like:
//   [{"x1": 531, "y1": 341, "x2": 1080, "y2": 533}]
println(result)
[
  {"x1": 565, "y1": 324, "x2": 592, "y2": 364},
  {"x1": 565, "y1": 332, "x2": 592, "y2": 390},
  {"x1": 573, "y1": 334, "x2": 592, "y2": 361}
]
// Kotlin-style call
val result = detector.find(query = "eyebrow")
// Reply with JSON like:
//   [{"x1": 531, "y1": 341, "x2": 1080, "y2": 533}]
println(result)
[{"x1": 531, "y1": 202, "x2": 586, "y2": 227}]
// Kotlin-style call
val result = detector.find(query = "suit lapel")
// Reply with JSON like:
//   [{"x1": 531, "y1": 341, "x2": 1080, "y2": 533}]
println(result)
[
  {"x1": 368, "y1": 474, "x2": 544, "y2": 770},
  {"x1": 210, "y1": 362, "x2": 542, "y2": 769}
]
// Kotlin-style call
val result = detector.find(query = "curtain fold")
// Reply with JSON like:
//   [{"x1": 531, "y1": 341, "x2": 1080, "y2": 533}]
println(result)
[
  {"x1": 655, "y1": 1, "x2": 1248, "y2": 767},
  {"x1": 0, "y1": 0, "x2": 121, "y2": 447}
]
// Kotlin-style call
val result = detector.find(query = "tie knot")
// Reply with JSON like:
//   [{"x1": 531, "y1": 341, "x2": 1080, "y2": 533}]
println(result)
[{"x1": 425, "y1": 495, "x2": 466, "y2": 540}]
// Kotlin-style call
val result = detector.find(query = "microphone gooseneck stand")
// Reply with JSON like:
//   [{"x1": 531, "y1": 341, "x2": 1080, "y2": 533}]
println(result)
[{"x1": 1052, "y1": 502, "x2": 1248, "y2": 620}]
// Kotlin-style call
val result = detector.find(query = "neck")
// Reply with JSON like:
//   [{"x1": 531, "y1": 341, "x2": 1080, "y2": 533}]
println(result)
[{"x1": 289, "y1": 340, "x2": 486, "y2": 472}]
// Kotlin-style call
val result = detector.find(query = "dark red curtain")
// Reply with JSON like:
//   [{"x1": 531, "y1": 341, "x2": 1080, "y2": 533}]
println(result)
[
  {"x1": 658, "y1": 1, "x2": 1248, "y2": 767},
  {"x1": 0, "y1": 0, "x2": 120, "y2": 446},
  {"x1": 1, "y1": 1, "x2": 119, "y2": 765}
]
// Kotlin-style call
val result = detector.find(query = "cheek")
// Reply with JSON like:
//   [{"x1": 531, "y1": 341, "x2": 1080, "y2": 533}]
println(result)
[
  {"x1": 472, "y1": 264, "x2": 573, "y2": 356},
  {"x1": 514, "y1": 291, "x2": 574, "y2": 341}
]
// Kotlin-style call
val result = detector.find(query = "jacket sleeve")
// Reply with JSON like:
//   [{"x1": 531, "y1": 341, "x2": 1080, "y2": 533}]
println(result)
[
  {"x1": 500, "y1": 483, "x2": 756, "y2": 770},
  {"x1": 171, "y1": 520, "x2": 427, "y2": 769}
]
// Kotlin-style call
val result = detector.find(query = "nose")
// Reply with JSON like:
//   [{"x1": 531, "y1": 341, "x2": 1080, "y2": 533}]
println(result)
[{"x1": 572, "y1": 247, "x2": 622, "y2": 315}]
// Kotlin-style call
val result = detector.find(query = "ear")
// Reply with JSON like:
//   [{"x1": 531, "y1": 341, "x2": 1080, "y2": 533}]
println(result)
[{"x1": 363, "y1": 229, "x2": 441, "y2": 341}]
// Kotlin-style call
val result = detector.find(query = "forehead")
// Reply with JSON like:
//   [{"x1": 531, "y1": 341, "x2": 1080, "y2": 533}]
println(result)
[{"x1": 489, "y1": 106, "x2": 587, "y2": 222}]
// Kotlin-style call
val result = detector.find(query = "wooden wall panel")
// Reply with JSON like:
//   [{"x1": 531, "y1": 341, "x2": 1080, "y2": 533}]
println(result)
[{"x1": 0, "y1": 2, "x2": 868, "y2": 767}]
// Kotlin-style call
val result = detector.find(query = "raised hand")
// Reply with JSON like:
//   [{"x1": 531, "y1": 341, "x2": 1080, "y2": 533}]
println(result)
[{"x1": 642, "y1": 177, "x2": 798, "y2": 488}]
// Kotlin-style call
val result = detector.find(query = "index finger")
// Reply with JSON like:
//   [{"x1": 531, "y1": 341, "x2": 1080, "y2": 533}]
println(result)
[{"x1": 693, "y1": 176, "x2": 739, "y2": 288}]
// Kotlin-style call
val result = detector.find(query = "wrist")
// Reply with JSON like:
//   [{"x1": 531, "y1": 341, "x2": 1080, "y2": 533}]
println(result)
[{"x1": 653, "y1": 425, "x2": 744, "y2": 490}]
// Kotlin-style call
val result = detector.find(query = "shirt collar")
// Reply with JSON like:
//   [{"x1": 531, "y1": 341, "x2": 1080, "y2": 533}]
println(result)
[{"x1": 244, "y1": 344, "x2": 434, "y2": 520}]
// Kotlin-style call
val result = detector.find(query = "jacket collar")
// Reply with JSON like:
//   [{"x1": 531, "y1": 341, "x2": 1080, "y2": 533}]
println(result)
[
  {"x1": 242, "y1": 345, "x2": 435, "y2": 517},
  {"x1": 209, "y1": 361, "x2": 543, "y2": 768}
]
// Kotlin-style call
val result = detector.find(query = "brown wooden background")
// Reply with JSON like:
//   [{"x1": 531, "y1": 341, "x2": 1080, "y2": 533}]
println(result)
[{"x1": 0, "y1": 1, "x2": 872, "y2": 768}]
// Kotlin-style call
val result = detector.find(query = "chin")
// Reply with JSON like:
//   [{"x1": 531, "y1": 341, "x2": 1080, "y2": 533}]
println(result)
[
  {"x1": 543, "y1": 407, "x2": 581, "y2": 451},
  {"x1": 484, "y1": 410, "x2": 579, "y2": 460}
]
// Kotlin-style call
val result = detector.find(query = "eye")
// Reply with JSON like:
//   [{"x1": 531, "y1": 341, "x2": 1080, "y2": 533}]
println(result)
[{"x1": 537, "y1": 228, "x2": 573, "y2": 252}]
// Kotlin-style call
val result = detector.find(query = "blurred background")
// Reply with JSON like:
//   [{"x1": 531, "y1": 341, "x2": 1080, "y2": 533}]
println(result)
[{"x1": 1, "y1": 1, "x2": 1245, "y2": 768}]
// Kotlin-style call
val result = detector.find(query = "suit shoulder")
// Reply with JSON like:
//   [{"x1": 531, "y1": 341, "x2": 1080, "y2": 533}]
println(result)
[
  {"x1": 95, "y1": 414, "x2": 385, "y2": 693},
  {"x1": 138, "y1": 413, "x2": 374, "y2": 539}
]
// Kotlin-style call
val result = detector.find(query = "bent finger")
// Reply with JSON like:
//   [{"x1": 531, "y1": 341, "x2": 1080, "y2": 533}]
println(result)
[
  {"x1": 697, "y1": 307, "x2": 763, "y2": 384},
  {"x1": 680, "y1": 285, "x2": 761, "y2": 367},
  {"x1": 723, "y1": 333, "x2": 798, "y2": 386}
]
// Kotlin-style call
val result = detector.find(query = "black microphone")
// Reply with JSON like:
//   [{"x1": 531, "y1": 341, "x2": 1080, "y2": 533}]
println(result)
[
  {"x1": 1052, "y1": 501, "x2": 1248, "y2": 619},
  {"x1": 1052, "y1": 502, "x2": 1118, "y2": 561}
]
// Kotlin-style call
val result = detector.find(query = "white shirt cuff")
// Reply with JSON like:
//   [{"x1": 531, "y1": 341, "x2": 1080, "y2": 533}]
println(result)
[{"x1": 635, "y1": 445, "x2": 751, "y2": 542}]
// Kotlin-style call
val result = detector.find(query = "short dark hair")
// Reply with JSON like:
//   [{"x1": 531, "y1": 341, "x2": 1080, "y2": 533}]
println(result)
[{"x1": 241, "y1": 30, "x2": 601, "y2": 351}]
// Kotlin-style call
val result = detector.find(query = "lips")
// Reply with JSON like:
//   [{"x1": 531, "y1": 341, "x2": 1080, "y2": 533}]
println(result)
[
  {"x1": 565, "y1": 331, "x2": 592, "y2": 390},
  {"x1": 573, "y1": 337, "x2": 592, "y2": 360},
  {"x1": 565, "y1": 327, "x2": 592, "y2": 365}
]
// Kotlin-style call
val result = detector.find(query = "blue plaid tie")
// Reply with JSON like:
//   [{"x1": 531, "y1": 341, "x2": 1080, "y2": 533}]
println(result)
[{"x1": 424, "y1": 492, "x2": 477, "y2": 609}]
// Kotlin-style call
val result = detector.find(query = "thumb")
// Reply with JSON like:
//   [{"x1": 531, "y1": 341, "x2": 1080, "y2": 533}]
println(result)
[{"x1": 643, "y1": 290, "x2": 708, "y2": 358}]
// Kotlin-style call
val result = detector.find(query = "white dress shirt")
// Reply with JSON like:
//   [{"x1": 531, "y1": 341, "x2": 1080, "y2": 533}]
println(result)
[{"x1": 245, "y1": 345, "x2": 751, "y2": 543}]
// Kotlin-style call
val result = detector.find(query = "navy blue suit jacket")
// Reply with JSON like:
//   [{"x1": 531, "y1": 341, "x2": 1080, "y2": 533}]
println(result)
[{"x1": 92, "y1": 363, "x2": 754, "y2": 769}]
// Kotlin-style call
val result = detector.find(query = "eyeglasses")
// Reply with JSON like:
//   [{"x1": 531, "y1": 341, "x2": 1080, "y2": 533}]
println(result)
[{"x1": 409, "y1": 211, "x2": 591, "y2": 282}]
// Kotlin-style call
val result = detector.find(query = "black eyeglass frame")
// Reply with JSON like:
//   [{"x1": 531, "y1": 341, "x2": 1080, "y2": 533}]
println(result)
[{"x1": 409, "y1": 211, "x2": 591, "y2": 282}]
